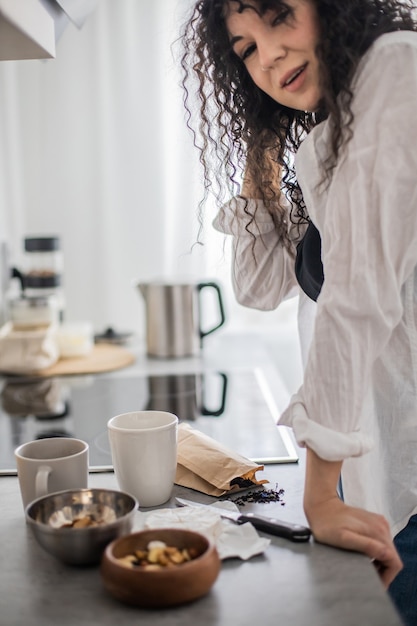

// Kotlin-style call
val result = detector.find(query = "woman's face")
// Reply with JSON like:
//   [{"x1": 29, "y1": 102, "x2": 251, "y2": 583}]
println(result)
[{"x1": 225, "y1": 0, "x2": 321, "y2": 112}]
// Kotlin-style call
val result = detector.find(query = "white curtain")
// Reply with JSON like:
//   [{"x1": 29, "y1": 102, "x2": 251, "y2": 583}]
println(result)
[{"x1": 0, "y1": 0, "x2": 298, "y2": 343}]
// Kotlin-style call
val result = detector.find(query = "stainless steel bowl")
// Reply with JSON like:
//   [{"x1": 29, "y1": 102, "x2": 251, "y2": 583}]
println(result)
[{"x1": 25, "y1": 488, "x2": 138, "y2": 566}]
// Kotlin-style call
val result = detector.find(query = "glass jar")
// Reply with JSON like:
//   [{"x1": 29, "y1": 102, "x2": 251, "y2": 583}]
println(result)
[
  {"x1": 9, "y1": 295, "x2": 59, "y2": 329},
  {"x1": 23, "y1": 236, "x2": 65, "y2": 321},
  {"x1": 23, "y1": 236, "x2": 63, "y2": 289}
]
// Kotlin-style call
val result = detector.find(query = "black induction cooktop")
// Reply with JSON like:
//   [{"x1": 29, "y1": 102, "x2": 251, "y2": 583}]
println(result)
[{"x1": 0, "y1": 368, "x2": 298, "y2": 475}]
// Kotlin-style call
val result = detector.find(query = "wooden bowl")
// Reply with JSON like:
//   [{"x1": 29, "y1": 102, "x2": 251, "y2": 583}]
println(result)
[{"x1": 100, "y1": 528, "x2": 221, "y2": 608}]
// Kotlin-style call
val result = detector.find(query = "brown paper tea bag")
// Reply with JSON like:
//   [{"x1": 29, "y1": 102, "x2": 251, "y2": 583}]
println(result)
[{"x1": 175, "y1": 423, "x2": 268, "y2": 497}]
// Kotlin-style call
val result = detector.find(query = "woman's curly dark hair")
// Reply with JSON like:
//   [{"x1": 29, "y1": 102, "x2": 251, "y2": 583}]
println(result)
[{"x1": 180, "y1": 0, "x2": 416, "y2": 249}]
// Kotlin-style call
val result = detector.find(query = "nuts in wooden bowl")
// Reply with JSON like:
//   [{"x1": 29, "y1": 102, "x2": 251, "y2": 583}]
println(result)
[{"x1": 100, "y1": 528, "x2": 221, "y2": 607}]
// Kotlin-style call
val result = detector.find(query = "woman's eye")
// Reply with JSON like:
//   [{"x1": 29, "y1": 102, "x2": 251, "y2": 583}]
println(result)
[
  {"x1": 241, "y1": 44, "x2": 256, "y2": 61},
  {"x1": 271, "y1": 8, "x2": 291, "y2": 26}
]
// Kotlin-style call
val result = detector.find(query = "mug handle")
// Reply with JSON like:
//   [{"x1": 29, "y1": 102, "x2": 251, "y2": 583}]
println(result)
[
  {"x1": 197, "y1": 282, "x2": 226, "y2": 343},
  {"x1": 35, "y1": 465, "x2": 52, "y2": 499}
]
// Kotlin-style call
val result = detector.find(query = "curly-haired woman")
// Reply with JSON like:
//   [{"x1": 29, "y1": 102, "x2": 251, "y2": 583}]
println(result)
[{"x1": 181, "y1": 1, "x2": 417, "y2": 623}]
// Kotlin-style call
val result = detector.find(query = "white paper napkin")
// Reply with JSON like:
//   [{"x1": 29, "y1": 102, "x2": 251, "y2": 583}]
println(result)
[{"x1": 134, "y1": 501, "x2": 271, "y2": 560}]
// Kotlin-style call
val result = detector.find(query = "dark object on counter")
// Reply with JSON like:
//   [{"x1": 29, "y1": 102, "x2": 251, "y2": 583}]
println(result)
[
  {"x1": 229, "y1": 476, "x2": 257, "y2": 489},
  {"x1": 227, "y1": 484, "x2": 286, "y2": 506},
  {"x1": 176, "y1": 497, "x2": 311, "y2": 542},
  {"x1": 94, "y1": 327, "x2": 132, "y2": 345}
]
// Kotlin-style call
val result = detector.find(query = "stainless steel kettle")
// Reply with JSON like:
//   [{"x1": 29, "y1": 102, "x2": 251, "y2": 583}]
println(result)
[{"x1": 137, "y1": 281, "x2": 226, "y2": 358}]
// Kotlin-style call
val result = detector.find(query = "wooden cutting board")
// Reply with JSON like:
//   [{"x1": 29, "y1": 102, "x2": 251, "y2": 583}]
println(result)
[{"x1": 27, "y1": 344, "x2": 136, "y2": 377}]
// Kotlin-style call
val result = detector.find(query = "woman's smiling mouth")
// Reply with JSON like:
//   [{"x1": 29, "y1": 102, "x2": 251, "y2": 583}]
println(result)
[{"x1": 281, "y1": 63, "x2": 308, "y2": 89}]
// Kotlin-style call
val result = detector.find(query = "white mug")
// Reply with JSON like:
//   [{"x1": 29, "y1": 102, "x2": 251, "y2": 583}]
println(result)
[
  {"x1": 107, "y1": 411, "x2": 178, "y2": 507},
  {"x1": 14, "y1": 437, "x2": 89, "y2": 509}
]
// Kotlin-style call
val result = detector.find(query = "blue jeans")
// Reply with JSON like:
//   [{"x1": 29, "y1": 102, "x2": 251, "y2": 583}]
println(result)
[{"x1": 388, "y1": 514, "x2": 417, "y2": 626}]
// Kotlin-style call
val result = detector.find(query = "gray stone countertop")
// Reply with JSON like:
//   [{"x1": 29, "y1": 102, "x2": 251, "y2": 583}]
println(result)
[
  {"x1": 1, "y1": 468, "x2": 403, "y2": 626},
  {"x1": 0, "y1": 332, "x2": 404, "y2": 625}
]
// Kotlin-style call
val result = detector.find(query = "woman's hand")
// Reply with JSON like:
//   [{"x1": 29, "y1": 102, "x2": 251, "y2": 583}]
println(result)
[
  {"x1": 305, "y1": 493, "x2": 403, "y2": 587},
  {"x1": 304, "y1": 448, "x2": 403, "y2": 588}
]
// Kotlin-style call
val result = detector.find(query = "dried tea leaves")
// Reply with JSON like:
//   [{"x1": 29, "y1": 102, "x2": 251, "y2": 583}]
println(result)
[{"x1": 225, "y1": 484, "x2": 285, "y2": 507}]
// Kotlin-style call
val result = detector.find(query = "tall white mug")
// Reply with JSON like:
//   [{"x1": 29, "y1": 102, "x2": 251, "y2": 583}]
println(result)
[
  {"x1": 15, "y1": 437, "x2": 89, "y2": 510},
  {"x1": 107, "y1": 411, "x2": 178, "y2": 507}
]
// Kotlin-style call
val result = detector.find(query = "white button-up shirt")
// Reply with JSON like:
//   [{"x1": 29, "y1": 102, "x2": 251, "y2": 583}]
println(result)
[{"x1": 214, "y1": 31, "x2": 417, "y2": 537}]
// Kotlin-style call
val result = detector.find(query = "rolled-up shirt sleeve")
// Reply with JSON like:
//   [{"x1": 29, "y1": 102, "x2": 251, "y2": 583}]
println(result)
[
  {"x1": 213, "y1": 197, "x2": 302, "y2": 310},
  {"x1": 280, "y1": 34, "x2": 417, "y2": 461}
]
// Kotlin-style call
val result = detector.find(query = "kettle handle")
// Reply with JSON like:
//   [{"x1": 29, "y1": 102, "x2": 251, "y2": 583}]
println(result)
[
  {"x1": 201, "y1": 372, "x2": 228, "y2": 417},
  {"x1": 197, "y1": 282, "x2": 226, "y2": 342}
]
